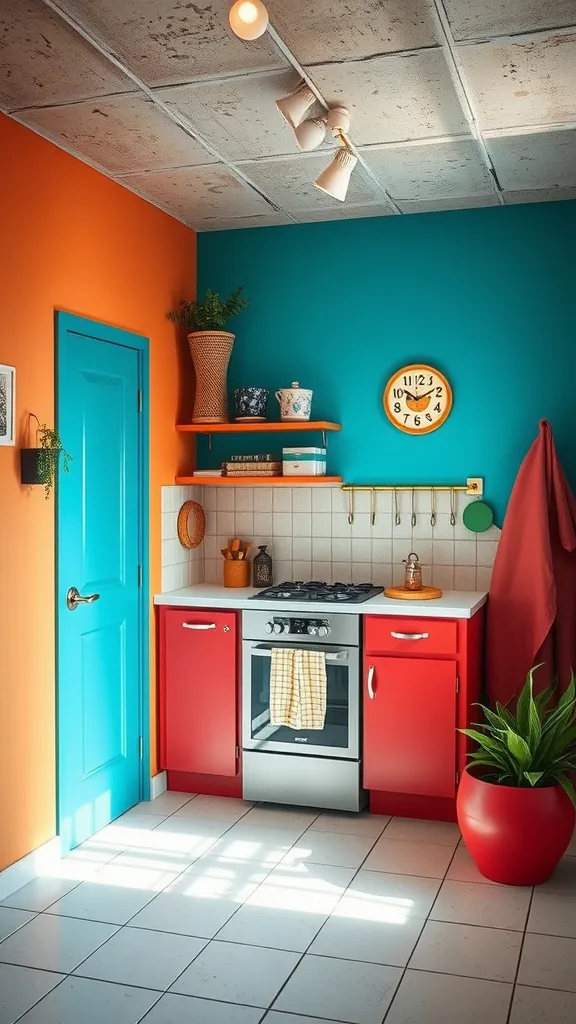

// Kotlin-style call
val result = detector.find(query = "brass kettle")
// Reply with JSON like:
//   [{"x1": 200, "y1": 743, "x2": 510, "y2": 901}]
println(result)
[{"x1": 402, "y1": 551, "x2": 424, "y2": 591}]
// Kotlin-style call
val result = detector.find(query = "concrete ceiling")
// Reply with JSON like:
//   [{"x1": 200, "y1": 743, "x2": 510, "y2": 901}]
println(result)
[{"x1": 1, "y1": 0, "x2": 575, "y2": 231}]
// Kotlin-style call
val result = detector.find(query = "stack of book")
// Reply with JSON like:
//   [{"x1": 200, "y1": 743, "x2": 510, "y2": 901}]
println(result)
[{"x1": 223, "y1": 453, "x2": 281, "y2": 477}]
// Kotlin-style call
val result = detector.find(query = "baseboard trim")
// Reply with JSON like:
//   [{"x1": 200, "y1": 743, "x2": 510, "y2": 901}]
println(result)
[
  {"x1": 0, "y1": 837, "x2": 62, "y2": 902},
  {"x1": 150, "y1": 771, "x2": 167, "y2": 800}
]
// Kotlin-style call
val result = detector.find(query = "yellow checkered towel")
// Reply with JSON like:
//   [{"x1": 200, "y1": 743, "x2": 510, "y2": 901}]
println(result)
[{"x1": 270, "y1": 648, "x2": 327, "y2": 730}]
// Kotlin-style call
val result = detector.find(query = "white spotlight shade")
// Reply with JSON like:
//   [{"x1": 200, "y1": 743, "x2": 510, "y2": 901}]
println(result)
[
  {"x1": 229, "y1": 0, "x2": 268, "y2": 40},
  {"x1": 294, "y1": 117, "x2": 327, "y2": 152},
  {"x1": 276, "y1": 83, "x2": 315, "y2": 128},
  {"x1": 314, "y1": 148, "x2": 358, "y2": 202}
]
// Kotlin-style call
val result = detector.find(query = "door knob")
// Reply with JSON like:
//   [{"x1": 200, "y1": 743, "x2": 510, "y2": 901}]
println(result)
[{"x1": 66, "y1": 586, "x2": 100, "y2": 611}]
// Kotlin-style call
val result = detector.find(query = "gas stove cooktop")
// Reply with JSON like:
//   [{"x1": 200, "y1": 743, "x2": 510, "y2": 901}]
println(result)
[{"x1": 251, "y1": 581, "x2": 383, "y2": 604}]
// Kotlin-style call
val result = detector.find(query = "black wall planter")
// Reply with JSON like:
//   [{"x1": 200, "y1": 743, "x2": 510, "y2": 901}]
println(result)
[{"x1": 20, "y1": 448, "x2": 48, "y2": 486}]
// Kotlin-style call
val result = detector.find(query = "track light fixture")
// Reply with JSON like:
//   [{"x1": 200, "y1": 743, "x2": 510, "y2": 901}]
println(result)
[
  {"x1": 313, "y1": 107, "x2": 356, "y2": 202},
  {"x1": 275, "y1": 83, "x2": 316, "y2": 129},
  {"x1": 229, "y1": 1, "x2": 269, "y2": 40},
  {"x1": 294, "y1": 116, "x2": 328, "y2": 152}
]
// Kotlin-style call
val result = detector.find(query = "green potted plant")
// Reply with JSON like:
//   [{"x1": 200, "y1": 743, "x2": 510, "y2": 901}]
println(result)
[
  {"x1": 168, "y1": 287, "x2": 249, "y2": 424},
  {"x1": 457, "y1": 667, "x2": 576, "y2": 885},
  {"x1": 21, "y1": 422, "x2": 72, "y2": 498}
]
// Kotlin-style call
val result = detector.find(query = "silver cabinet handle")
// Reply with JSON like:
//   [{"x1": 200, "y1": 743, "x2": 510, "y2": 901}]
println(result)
[
  {"x1": 390, "y1": 631, "x2": 429, "y2": 640},
  {"x1": 367, "y1": 665, "x2": 375, "y2": 699},
  {"x1": 182, "y1": 623, "x2": 217, "y2": 630}
]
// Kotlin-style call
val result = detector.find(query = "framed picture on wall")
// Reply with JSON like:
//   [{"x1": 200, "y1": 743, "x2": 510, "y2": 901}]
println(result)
[{"x1": 0, "y1": 363, "x2": 16, "y2": 446}]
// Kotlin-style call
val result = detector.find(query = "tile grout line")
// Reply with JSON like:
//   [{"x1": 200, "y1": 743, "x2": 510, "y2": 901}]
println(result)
[{"x1": 505, "y1": 884, "x2": 536, "y2": 1024}]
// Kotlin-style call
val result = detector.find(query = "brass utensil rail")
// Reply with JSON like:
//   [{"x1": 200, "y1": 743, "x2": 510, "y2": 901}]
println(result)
[{"x1": 341, "y1": 478, "x2": 484, "y2": 526}]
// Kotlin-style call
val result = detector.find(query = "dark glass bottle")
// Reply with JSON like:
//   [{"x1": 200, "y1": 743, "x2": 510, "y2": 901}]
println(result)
[{"x1": 253, "y1": 544, "x2": 273, "y2": 588}]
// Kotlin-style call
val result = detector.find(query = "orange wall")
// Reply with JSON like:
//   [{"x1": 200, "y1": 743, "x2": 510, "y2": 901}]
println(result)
[{"x1": 0, "y1": 114, "x2": 196, "y2": 871}]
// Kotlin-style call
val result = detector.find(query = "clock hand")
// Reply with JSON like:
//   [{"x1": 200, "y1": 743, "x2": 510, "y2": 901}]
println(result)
[
  {"x1": 419, "y1": 388, "x2": 435, "y2": 399},
  {"x1": 403, "y1": 390, "x2": 418, "y2": 401}
]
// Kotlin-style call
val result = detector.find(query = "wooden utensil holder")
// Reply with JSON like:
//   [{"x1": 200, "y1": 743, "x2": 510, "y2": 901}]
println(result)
[{"x1": 223, "y1": 559, "x2": 250, "y2": 588}]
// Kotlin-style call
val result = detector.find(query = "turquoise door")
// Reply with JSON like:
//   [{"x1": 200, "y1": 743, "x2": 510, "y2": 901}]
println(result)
[{"x1": 57, "y1": 313, "x2": 147, "y2": 851}]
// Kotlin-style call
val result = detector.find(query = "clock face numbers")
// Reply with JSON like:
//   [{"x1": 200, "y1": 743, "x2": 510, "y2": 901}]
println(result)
[{"x1": 384, "y1": 365, "x2": 452, "y2": 435}]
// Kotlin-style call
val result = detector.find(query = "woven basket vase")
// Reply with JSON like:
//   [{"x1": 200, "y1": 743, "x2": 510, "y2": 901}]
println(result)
[{"x1": 188, "y1": 330, "x2": 235, "y2": 423}]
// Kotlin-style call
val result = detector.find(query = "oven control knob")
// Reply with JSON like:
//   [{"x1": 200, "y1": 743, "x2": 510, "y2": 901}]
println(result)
[
  {"x1": 273, "y1": 621, "x2": 284, "y2": 634},
  {"x1": 317, "y1": 625, "x2": 330, "y2": 637},
  {"x1": 307, "y1": 624, "x2": 318, "y2": 636},
  {"x1": 265, "y1": 621, "x2": 274, "y2": 634}
]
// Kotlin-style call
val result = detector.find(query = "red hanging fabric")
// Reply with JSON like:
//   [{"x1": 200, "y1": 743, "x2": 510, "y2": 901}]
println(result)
[{"x1": 486, "y1": 420, "x2": 576, "y2": 705}]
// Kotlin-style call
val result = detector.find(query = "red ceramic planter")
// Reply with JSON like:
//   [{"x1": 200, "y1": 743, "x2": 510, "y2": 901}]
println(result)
[{"x1": 457, "y1": 768, "x2": 575, "y2": 886}]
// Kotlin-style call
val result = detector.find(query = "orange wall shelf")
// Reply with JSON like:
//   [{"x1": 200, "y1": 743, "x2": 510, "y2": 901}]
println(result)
[
  {"x1": 176, "y1": 421, "x2": 341, "y2": 434},
  {"x1": 176, "y1": 475, "x2": 343, "y2": 486}
]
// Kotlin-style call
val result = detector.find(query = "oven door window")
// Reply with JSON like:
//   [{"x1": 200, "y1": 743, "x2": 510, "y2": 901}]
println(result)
[{"x1": 249, "y1": 647, "x2": 350, "y2": 750}]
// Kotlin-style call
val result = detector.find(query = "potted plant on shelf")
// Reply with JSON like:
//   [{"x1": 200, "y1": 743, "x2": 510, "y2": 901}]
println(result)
[
  {"x1": 21, "y1": 421, "x2": 72, "y2": 499},
  {"x1": 457, "y1": 667, "x2": 576, "y2": 885},
  {"x1": 168, "y1": 287, "x2": 249, "y2": 424}
]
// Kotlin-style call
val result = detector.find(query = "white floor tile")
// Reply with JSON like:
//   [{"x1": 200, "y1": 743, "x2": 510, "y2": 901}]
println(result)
[
  {"x1": 91, "y1": 848, "x2": 190, "y2": 892},
  {"x1": 517, "y1": 932, "x2": 576, "y2": 991},
  {"x1": 528, "y1": 890, "x2": 576, "y2": 938},
  {"x1": 0, "y1": 907, "x2": 36, "y2": 941},
  {"x1": 74, "y1": 926, "x2": 206, "y2": 991},
  {"x1": 135, "y1": 792, "x2": 197, "y2": 816},
  {"x1": 281, "y1": 830, "x2": 377, "y2": 869},
  {"x1": 445, "y1": 847, "x2": 498, "y2": 885},
  {"x1": 431, "y1": 879, "x2": 531, "y2": 930},
  {"x1": 47, "y1": 881, "x2": 157, "y2": 925},
  {"x1": 174, "y1": 796, "x2": 254, "y2": 822},
  {"x1": 510, "y1": 984, "x2": 576, "y2": 1023},
  {"x1": 217, "y1": 903, "x2": 328, "y2": 952},
  {"x1": 169, "y1": 855, "x2": 271, "y2": 900},
  {"x1": 247, "y1": 863, "x2": 356, "y2": 914},
  {"x1": 109, "y1": 811, "x2": 167, "y2": 831},
  {"x1": 171, "y1": 940, "x2": 300, "y2": 1007},
  {"x1": 383, "y1": 818, "x2": 461, "y2": 847},
  {"x1": 273, "y1": 954, "x2": 402, "y2": 1024},
  {"x1": 0, "y1": 876, "x2": 80, "y2": 913},
  {"x1": 539, "y1": 856, "x2": 576, "y2": 896},
  {"x1": 14, "y1": 976, "x2": 159, "y2": 1024},
  {"x1": 0, "y1": 963, "x2": 64, "y2": 1024},
  {"x1": 142, "y1": 993, "x2": 264, "y2": 1024},
  {"x1": 265, "y1": 1016, "x2": 343, "y2": 1024},
  {"x1": 0, "y1": 914, "x2": 116, "y2": 973},
  {"x1": 145, "y1": 816, "x2": 234, "y2": 858},
  {"x1": 239, "y1": 805, "x2": 320, "y2": 832},
  {"x1": 309, "y1": 912, "x2": 425, "y2": 966},
  {"x1": 363, "y1": 838, "x2": 454, "y2": 878},
  {"x1": 128, "y1": 891, "x2": 240, "y2": 939},
  {"x1": 342, "y1": 870, "x2": 441, "y2": 920},
  {"x1": 409, "y1": 920, "x2": 522, "y2": 982},
  {"x1": 207, "y1": 825, "x2": 302, "y2": 866},
  {"x1": 385, "y1": 969, "x2": 512, "y2": 1024},
  {"x1": 311, "y1": 811, "x2": 389, "y2": 838},
  {"x1": 94, "y1": 815, "x2": 167, "y2": 851}
]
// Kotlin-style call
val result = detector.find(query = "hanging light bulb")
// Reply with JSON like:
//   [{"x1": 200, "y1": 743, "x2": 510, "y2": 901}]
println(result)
[
  {"x1": 229, "y1": 0, "x2": 269, "y2": 40},
  {"x1": 314, "y1": 147, "x2": 358, "y2": 202},
  {"x1": 275, "y1": 83, "x2": 316, "y2": 128},
  {"x1": 294, "y1": 116, "x2": 327, "y2": 152}
]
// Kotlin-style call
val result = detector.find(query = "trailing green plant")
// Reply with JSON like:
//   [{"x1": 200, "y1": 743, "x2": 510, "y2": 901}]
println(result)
[
  {"x1": 460, "y1": 667, "x2": 576, "y2": 807},
  {"x1": 37, "y1": 424, "x2": 72, "y2": 499},
  {"x1": 168, "y1": 287, "x2": 249, "y2": 333}
]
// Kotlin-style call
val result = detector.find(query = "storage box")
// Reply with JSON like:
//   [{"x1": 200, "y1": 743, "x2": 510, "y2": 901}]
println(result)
[{"x1": 282, "y1": 447, "x2": 327, "y2": 476}]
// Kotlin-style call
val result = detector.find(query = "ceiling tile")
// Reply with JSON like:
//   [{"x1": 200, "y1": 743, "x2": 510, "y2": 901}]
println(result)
[
  {"x1": 444, "y1": 0, "x2": 576, "y2": 42},
  {"x1": 0, "y1": 0, "x2": 132, "y2": 110},
  {"x1": 197, "y1": 212, "x2": 293, "y2": 231},
  {"x1": 487, "y1": 129, "x2": 576, "y2": 189},
  {"x1": 397, "y1": 195, "x2": 500, "y2": 213},
  {"x1": 361, "y1": 139, "x2": 495, "y2": 200},
  {"x1": 236, "y1": 152, "x2": 383, "y2": 213},
  {"x1": 59, "y1": 0, "x2": 285, "y2": 87},
  {"x1": 294, "y1": 203, "x2": 396, "y2": 222},
  {"x1": 266, "y1": 0, "x2": 438, "y2": 65},
  {"x1": 504, "y1": 185, "x2": 576, "y2": 204},
  {"x1": 119, "y1": 165, "x2": 274, "y2": 226},
  {"x1": 15, "y1": 93, "x2": 215, "y2": 174},
  {"x1": 159, "y1": 71, "x2": 326, "y2": 160},
  {"x1": 460, "y1": 34, "x2": 576, "y2": 130},
  {"x1": 308, "y1": 51, "x2": 468, "y2": 145}
]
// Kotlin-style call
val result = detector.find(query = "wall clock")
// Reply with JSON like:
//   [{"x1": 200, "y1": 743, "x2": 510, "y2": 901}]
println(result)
[{"x1": 383, "y1": 363, "x2": 453, "y2": 435}]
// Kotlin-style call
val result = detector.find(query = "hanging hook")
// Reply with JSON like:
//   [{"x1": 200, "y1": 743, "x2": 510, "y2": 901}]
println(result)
[
  {"x1": 411, "y1": 487, "x2": 417, "y2": 527},
  {"x1": 450, "y1": 487, "x2": 457, "y2": 527},
  {"x1": 394, "y1": 488, "x2": 401, "y2": 526},
  {"x1": 370, "y1": 488, "x2": 376, "y2": 527},
  {"x1": 347, "y1": 488, "x2": 355, "y2": 526},
  {"x1": 430, "y1": 487, "x2": 436, "y2": 528}
]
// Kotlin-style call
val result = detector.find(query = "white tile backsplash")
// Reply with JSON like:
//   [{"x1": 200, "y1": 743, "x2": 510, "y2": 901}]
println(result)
[{"x1": 160, "y1": 485, "x2": 500, "y2": 592}]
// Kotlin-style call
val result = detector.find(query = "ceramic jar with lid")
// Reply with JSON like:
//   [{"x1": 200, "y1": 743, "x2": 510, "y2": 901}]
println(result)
[{"x1": 275, "y1": 382, "x2": 313, "y2": 421}]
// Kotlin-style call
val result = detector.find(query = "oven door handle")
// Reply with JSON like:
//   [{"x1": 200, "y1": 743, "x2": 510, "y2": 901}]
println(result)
[{"x1": 251, "y1": 644, "x2": 348, "y2": 662}]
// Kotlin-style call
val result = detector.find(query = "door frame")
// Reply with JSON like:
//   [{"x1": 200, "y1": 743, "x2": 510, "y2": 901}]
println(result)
[{"x1": 55, "y1": 311, "x2": 151, "y2": 840}]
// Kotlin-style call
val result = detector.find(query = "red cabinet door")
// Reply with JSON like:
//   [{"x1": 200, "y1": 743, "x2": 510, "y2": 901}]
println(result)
[
  {"x1": 163, "y1": 609, "x2": 237, "y2": 776},
  {"x1": 363, "y1": 656, "x2": 457, "y2": 798}
]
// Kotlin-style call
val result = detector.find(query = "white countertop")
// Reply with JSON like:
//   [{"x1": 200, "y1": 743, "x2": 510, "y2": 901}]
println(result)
[{"x1": 154, "y1": 584, "x2": 488, "y2": 619}]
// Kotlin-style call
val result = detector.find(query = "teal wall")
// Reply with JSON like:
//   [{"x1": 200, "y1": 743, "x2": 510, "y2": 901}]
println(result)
[{"x1": 198, "y1": 201, "x2": 576, "y2": 524}]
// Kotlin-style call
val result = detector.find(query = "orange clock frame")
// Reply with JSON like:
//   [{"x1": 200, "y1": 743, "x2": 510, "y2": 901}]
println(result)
[{"x1": 383, "y1": 363, "x2": 453, "y2": 435}]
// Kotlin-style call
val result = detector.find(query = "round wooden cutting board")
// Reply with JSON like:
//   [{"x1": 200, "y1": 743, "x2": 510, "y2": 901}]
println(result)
[{"x1": 384, "y1": 585, "x2": 443, "y2": 600}]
